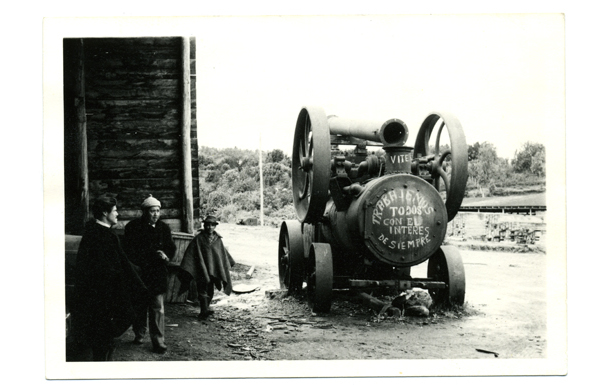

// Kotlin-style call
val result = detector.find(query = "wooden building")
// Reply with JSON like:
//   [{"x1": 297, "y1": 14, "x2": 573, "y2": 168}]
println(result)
[
  {"x1": 63, "y1": 37, "x2": 201, "y2": 303},
  {"x1": 63, "y1": 37, "x2": 199, "y2": 235}
]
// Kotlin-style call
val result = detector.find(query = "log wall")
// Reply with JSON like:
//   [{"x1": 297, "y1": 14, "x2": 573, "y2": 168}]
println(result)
[{"x1": 76, "y1": 37, "x2": 198, "y2": 232}]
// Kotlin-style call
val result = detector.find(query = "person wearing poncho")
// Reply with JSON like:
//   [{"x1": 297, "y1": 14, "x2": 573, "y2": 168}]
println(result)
[{"x1": 178, "y1": 216, "x2": 235, "y2": 319}]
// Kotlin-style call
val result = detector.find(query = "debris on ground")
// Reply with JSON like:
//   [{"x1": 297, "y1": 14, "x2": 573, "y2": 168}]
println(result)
[
  {"x1": 476, "y1": 348, "x2": 500, "y2": 357},
  {"x1": 232, "y1": 284, "x2": 260, "y2": 294}
]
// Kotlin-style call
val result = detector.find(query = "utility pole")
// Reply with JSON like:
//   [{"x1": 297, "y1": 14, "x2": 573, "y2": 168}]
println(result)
[{"x1": 259, "y1": 132, "x2": 264, "y2": 226}]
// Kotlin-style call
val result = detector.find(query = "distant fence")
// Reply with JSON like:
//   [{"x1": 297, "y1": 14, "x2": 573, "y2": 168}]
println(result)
[
  {"x1": 448, "y1": 211, "x2": 546, "y2": 242},
  {"x1": 459, "y1": 205, "x2": 546, "y2": 215}
]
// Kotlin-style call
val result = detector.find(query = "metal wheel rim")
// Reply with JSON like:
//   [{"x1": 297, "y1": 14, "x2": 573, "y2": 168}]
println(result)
[
  {"x1": 427, "y1": 245, "x2": 466, "y2": 306},
  {"x1": 413, "y1": 112, "x2": 468, "y2": 222},
  {"x1": 307, "y1": 243, "x2": 333, "y2": 313},
  {"x1": 292, "y1": 106, "x2": 331, "y2": 224},
  {"x1": 278, "y1": 221, "x2": 304, "y2": 294}
]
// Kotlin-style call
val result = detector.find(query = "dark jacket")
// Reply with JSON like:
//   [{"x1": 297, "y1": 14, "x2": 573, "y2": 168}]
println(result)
[
  {"x1": 123, "y1": 218, "x2": 176, "y2": 295},
  {"x1": 72, "y1": 221, "x2": 147, "y2": 344},
  {"x1": 178, "y1": 231, "x2": 236, "y2": 296}
]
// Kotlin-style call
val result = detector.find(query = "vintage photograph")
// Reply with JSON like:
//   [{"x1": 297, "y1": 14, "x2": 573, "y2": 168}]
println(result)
[{"x1": 43, "y1": 14, "x2": 566, "y2": 379}]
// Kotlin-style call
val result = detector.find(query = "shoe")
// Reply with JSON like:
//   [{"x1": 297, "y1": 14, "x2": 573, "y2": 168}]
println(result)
[
  {"x1": 153, "y1": 344, "x2": 167, "y2": 354},
  {"x1": 133, "y1": 336, "x2": 144, "y2": 345},
  {"x1": 197, "y1": 310, "x2": 215, "y2": 320}
]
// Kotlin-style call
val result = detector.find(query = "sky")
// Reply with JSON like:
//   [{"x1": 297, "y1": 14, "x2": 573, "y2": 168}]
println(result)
[
  {"x1": 41, "y1": 14, "x2": 564, "y2": 161},
  {"x1": 191, "y1": 15, "x2": 564, "y2": 160}
]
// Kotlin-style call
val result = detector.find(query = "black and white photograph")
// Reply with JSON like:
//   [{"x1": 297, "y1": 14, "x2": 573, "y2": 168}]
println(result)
[{"x1": 39, "y1": 9, "x2": 572, "y2": 381}]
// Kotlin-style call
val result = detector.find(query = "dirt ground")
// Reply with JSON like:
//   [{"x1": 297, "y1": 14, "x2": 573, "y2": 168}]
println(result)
[{"x1": 67, "y1": 223, "x2": 547, "y2": 362}]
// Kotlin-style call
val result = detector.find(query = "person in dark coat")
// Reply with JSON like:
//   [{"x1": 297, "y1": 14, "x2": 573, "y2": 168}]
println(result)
[
  {"x1": 72, "y1": 196, "x2": 147, "y2": 361},
  {"x1": 178, "y1": 215, "x2": 235, "y2": 319},
  {"x1": 123, "y1": 195, "x2": 176, "y2": 354}
]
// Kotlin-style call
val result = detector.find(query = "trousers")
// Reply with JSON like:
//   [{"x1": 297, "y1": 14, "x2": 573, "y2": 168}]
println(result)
[
  {"x1": 133, "y1": 293, "x2": 166, "y2": 348},
  {"x1": 198, "y1": 280, "x2": 215, "y2": 314}
]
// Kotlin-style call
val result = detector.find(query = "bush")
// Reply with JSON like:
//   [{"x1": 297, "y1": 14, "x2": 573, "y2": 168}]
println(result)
[
  {"x1": 262, "y1": 163, "x2": 292, "y2": 187},
  {"x1": 263, "y1": 206, "x2": 273, "y2": 217},
  {"x1": 266, "y1": 149, "x2": 287, "y2": 164},
  {"x1": 219, "y1": 163, "x2": 232, "y2": 173},
  {"x1": 512, "y1": 142, "x2": 545, "y2": 175},
  {"x1": 216, "y1": 204, "x2": 241, "y2": 223},
  {"x1": 205, "y1": 170, "x2": 221, "y2": 183},
  {"x1": 233, "y1": 191, "x2": 260, "y2": 211},
  {"x1": 207, "y1": 190, "x2": 230, "y2": 208},
  {"x1": 233, "y1": 177, "x2": 259, "y2": 194},
  {"x1": 221, "y1": 169, "x2": 240, "y2": 186},
  {"x1": 264, "y1": 204, "x2": 297, "y2": 227},
  {"x1": 272, "y1": 203, "x2": 297, "y2": 220}
]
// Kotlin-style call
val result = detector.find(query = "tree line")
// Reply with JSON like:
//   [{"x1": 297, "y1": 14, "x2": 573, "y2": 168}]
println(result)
[
  {"x1": 197, "y1": 147, "x2": 294, "y2": 225},
  {"x1": 197, "y1": 142, "x2": 545, "y2": 224},
  {"x1": 467, "y1": 141, "x2": 545, "y2": 197}
]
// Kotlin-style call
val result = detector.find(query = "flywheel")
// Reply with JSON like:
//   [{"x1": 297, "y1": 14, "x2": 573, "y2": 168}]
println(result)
[
  {"x1": 292, "y1": 106, "x2": 331, "y2": 224},
  {"x1": 413, "y1": 112, "x2": 468, "y2": 222}
]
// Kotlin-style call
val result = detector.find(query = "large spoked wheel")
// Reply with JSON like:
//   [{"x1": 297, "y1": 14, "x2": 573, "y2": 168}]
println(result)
[
  {"x1": 427, "y1": 246, "x2": 466, "y2": 306},
  {"x1": 413, "y1": 112, "x2": 468, "y2": 222},
  {"x1": 278, "y1": 221, "x2": 305, "y2": 294},
  {"x1": 292, "y1": 106, "x2": 331, "y2": 224},
  {"x1": 306, "y1": 243, "x2": 333, "y2": 313}
]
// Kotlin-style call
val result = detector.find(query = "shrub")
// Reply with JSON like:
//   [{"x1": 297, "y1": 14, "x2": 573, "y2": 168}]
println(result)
[
  {"x1": 216, "y1": 203, "x2": 240, "y2": 223},
  {"x1": 219, "y1": 163, "x2": 232, "y2": 173},
  {"x1": 233, "y1": 191, "x2": 260, "y2": 211},
  {"x1": 205, "y1": 170, "x2": 221, "y2": 183},
  {"x1": 207, "y1": 190, "x2": 230, "y2": 208},
  {"x1": 272, "y1": 203, "x2": 297, "y2": 220},
  {"x1": 233, "y1": 177, "x2": 259, "y2": 194},
  {"x1": 221, "y1": 169, "x2": 240, "y2": 186},
  {"x1": 262, "y1": 163, "x2": 292, "y2": 187}
]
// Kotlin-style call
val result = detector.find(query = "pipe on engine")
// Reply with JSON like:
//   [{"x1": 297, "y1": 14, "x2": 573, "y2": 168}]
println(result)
[{"x1": 327, "y1": 116, "x2": 409, "y2": 147}]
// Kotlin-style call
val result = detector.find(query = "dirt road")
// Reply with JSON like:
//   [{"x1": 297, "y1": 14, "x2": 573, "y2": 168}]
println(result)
[{"x1": 67, "y1": 223, "x2": 547, "y2": 366}]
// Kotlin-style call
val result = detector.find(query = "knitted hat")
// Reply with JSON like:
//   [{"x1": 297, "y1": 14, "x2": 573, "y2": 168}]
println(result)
[
  {"x1": 141, "y1": 194, "x2": 161, "y2": 209},
  {"x1": 203, "y1": 215, "x2": 219, "y2": 225}
]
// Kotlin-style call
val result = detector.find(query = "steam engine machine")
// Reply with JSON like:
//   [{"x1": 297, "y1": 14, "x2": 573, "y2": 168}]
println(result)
[{"x1": 278, "y1": 106, "x2": 468, "y2": 312}]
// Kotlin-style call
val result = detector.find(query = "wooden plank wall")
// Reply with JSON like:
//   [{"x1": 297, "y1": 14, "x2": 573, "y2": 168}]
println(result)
[{"x1": 82, "y1": 37, "x2": 198, "y2": 232}]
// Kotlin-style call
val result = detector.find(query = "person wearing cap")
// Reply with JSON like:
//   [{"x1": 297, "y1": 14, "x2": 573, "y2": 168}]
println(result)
[
  {"x1": 178, "y1": 215, "x2": 236, "y2": 319},
  {"x1": 72, "y1": 196, "x2": 147, "y2": 361},
  {"x1": 123, "y1": 194, "x2": 176, "y2": 354}
]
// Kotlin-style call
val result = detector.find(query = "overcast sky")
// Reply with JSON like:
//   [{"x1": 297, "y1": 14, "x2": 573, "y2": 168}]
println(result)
[
  {"x1": 43, "y1": 14, "x2": 564, "y2": 161},
  {"x1": 191, "y1": 15, "x2": 564, "y2": 160}
]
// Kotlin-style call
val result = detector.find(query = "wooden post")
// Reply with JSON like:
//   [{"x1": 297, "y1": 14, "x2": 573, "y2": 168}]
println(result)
[
  {"x1": 181, "y1": 37, "x2": 194, "y2": 233},
  {"x1": 75, "y1": 38, "x2": 89, "y2": 227},
  {"x1": 259, "y1": 133, "x2": 264, "y2": 226}
]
